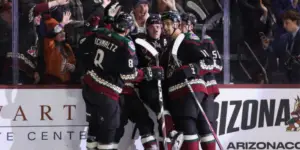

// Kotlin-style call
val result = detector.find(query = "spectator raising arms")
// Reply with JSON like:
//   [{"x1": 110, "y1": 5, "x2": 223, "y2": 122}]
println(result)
[
  {"x1": 43, "y1": 11, "x2": 76, "y2": 84},
  {"x1": 0, "y1": 0, "x2": 70, "y2": 84}
]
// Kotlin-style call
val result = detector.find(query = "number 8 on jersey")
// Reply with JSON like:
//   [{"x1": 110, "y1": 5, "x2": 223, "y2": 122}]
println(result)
[{"x1": 94, "y1": 49, "x2": 105, "y2": 69}]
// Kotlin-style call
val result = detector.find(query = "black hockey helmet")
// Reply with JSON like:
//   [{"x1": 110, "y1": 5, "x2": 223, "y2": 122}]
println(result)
[
  {"x1": 146, "y1": 14, "x2": 162, "y2": 26},
  {"x1": 113, "y1": 12, "x2": 134, "y2": 32},
  {"x1": 181, "y1": 13, "x2": 197, "y2": 25},
  {"x1": 161, "y1": 11, "x2": 181, "y2": 23}
]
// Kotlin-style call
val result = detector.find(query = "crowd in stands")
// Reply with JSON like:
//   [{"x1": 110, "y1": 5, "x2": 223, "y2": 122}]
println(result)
[{"x1": 0, "y1": 0, "x2": 299, "y2": 84}]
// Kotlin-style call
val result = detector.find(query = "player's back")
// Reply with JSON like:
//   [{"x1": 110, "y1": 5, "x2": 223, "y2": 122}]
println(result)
[
  {"x1": 176, "y1": 32, "x2": 204, "y2": 64},
  {"x1": 90, "y1": 28, "x2": 135, "y2": 73},
  {"x1": 83, "y1": 28, "x2": 137, "y2": 100}
]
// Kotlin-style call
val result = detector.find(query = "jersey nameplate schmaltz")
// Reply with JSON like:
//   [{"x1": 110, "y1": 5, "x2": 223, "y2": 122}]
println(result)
[{"x1": 94, "y1": 38, "x2": 118, "y2": 52}]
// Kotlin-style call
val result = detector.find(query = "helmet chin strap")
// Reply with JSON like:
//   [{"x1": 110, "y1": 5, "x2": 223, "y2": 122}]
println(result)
[
  {"x1": 170, "y1": 29, "x2": 176, "y2": 37},
  {"x1": 170, "y1": 23, "x2": 179, "y2": 37},
  {"x1": 187, "y1": 23, "x2": 193, "y2": 32}
]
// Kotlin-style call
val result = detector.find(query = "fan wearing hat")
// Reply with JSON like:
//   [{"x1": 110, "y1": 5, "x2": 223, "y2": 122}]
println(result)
[
  {"x1": 0, "y1": 0, "x2": 70, "y2": 84},
  {"x1": 43, "y1": 11, "x2": 76, "y2": 84},
  {"x1": 130, "y1": 0, "x2": 150, "y2": 34}
]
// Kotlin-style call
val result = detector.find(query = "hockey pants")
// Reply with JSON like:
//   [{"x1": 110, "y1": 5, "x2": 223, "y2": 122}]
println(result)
[
  {"x1": 83, "y1": 85, "x2": 120, "y2": 150},
  {"x1": 115, "y1": 93, "x2": 157, "y2": 149},
  {"x1": 139, "y1": 85, "x2": 178, "y2": 149},
  {"x1": 170, "y1": 92, "x2": 217, "y2": 150}
]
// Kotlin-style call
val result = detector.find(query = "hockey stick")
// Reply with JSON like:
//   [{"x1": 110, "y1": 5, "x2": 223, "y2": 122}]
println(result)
[
  {"x1": 197, "y1": 0, "x2": 210, "y2": 15},
  {"x1": 135, "y1": 38, "x2": 168, "y2": 150},
  {"x1": 131, "y1": 124, "x2": 138, "y2": 141},
  {"x1": 216, "y1": 0, "x2": 223, "y2": 11},
  {"x1": 187, "y1": 1, "x2": 207, "y2": 20},
  {"x1": 201, "y1": 12, "x2": 223, "y2": 39},
  {"x1": 176, "y1": 2, "x2": 186, "y2": 14},
  {"x1": 171, "y1": 34, "x2": 224, "y2": 150}
]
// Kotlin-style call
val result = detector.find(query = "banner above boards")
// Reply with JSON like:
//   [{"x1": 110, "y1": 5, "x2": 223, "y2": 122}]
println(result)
[{"x1": 0, "y1": 88, "x2": 298, "y2": 150}]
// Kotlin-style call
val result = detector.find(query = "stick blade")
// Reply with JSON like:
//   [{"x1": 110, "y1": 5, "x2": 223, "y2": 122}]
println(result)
[
  {"x1": 187, "y1": 1, "x2": 207, "y2": 20},
  {"x1": 171, "y1": 33, "x2": 185, "y2": 56},
  {"x1": 135, "y1": 38, "x2": 158, "y2": 57}
]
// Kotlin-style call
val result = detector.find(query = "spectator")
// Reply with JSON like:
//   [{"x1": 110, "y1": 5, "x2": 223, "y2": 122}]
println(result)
[
  {"x1": 82, "y1": 0, "x2": 111, "y2": 30},
  {"x1": 281, "y1": 10, "x2": 300, "y2": 83},
  {"x1": 43, "y1": 11, "x2": 76, "y2": 84},
  {"x1": 0, "y1": 0, "x2": 69, "y2": 84},
  {"x1": 82, "y1": 0, "x2": 110, "y2": 20},
  {"x1": 130, "y1": 0, "x2": 150, "y2": 35},
  {"x1": 272, "y1": 0, "x2": 300, "y2": 37},
  {"x1": 56, "y1": 0, "x2": 84, "y2": 50},
  {"x1": 263, "y1": 10, "x2": 300, "y2": 83},
  {"x1": 152, "y1": 0, "x2": 176, "y2": 14},
  {"x1": 231, "y1": 0, "x2": 274, "y2": 83},
  {"x1": 37, "y1": 2, "x2": 80, "y2": 63}
]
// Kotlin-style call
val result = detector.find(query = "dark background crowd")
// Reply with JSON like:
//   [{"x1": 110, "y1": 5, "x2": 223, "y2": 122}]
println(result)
[{"x1": 0, "y1": 0, "x2": 300, "y2": 85}]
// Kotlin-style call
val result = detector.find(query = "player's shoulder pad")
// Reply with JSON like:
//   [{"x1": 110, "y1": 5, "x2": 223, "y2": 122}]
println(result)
[
  {"x1": 112, "y1": 34, "x2": 136, "y2": 54},
  {"x1": 184, "y1": 32, "x2": 200, "y2": 41},
  {"x1": 126, "y1": 39, "x2": 136, "y2": 53},
  {"x1": 201, "y1": 34, "x2": 215, "y2": 45},
  {"x1": 203, "y1": 35, "x2": 213, "y2": 41}
]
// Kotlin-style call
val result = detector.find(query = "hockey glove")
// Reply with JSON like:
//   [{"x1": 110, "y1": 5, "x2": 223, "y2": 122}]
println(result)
[
  {"x1": 84, "y1": 16, "x2": 100, "y2": 32},
  {"x1": 104, "y1": 2, "x2": 121, "y2": 24},
  {"x1": 173, "y1": 63, "x2": 201, "y2": 79},
  {"x1": 142, "y1": 66, "x2": 164, "y2": 81}
]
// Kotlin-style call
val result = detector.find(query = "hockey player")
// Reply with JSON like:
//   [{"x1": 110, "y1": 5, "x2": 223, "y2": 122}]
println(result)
[
  {"x1": 79, "y1": 6, "x2": 155, "y2": 149},
  {"x1": 80, "y1": 12, "x2": 164, "y2": 150},
  {"x1": 136, "y1": 14, "x2": 183, "y2": 150},
  {"x1": 160, "y1": 11, "x2": 215, "y2": 150},
  {"x1": 180, "y1": 13, "x2": 197, "y2": 34},
  {"x1": 114, "y1": 14, "x2": 183, "y2": 150},
  {"x1": 180, "y1": 12, "x2": 223, "y2": 150},
  {"x1": 116, "y1": 14, "x2": 158, "y2": 149}
]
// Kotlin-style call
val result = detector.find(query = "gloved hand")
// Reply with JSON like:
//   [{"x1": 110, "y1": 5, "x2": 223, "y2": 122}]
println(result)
[
  {"x1": 85, "y1": 16, "x2": 101, "y2": 30},
  {"x1": 142, "y1": 66, "x2": 164, "y2": 81},
  {"x1": 104, "y1": 2, "x2": 121, "y2": 24},
  {"x1": 173, "y1": 63, "x2": 200, "y2": 79}
]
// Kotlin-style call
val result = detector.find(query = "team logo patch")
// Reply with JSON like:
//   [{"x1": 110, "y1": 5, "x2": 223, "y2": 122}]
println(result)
[
  {"x1": 85, "y1": 22, "x2": 90, "y2": 27},
  {"x1": 79, "y1": 38, "x2": 86, "y2": 44},
  {"x1": 27, "y1": 48, "x2": 37, "y2": 57},
  {"x1": 152, "y1": 41, "x2": 161, "y2": 49},
  {"x1": 163, "y1": 39, "x2": 167, "y2": 46},
  {"x1": 128, "y1": 41, "x2": 136, "y2": 51},
  {"x1": 190, "y1": 33, "x2": 200, "y2": 40}
]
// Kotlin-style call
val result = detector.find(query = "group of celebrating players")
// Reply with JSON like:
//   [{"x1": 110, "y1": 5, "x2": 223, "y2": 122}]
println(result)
[{"x1": 79, "y1": 1, "x2": 223, "y2": 150}]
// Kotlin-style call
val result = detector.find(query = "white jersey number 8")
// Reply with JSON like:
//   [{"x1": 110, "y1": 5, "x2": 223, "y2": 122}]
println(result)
[
  {"x1": 128, "y1": 59, "x2": 133, "y2": 68},
  {"x1": 94, "y1": 49, "x2": 104, "y2": 69}
]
